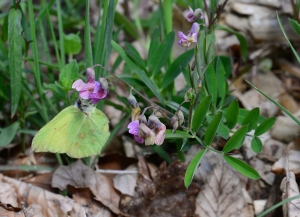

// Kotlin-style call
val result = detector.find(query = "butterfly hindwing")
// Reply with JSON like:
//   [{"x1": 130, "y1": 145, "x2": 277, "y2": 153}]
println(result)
[{"x1": 32, "y1": 106, "x2": 110, "y2": 158}]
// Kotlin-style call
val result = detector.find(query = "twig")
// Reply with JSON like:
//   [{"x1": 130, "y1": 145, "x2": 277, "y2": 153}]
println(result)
[{"x1": 21, "y1": 202, "x2": 28, "y2": 217}]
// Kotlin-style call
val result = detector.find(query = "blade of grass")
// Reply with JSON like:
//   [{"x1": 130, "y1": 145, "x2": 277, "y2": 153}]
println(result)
[
  {"x1": 8, "y1": 8, "x2": 22, "y2": 117},
  {"x1": 55, "y1": 0, "x2": 65, "y2": 66},
  {"x1": 84, "y1": 0, "x2": 93, "y2": 68},
  {"x1": 163, "y1": 0, "x2": 173, "y2": 62},
  {"x1": 246, "y1": 80, "x2": 300, "y2": 126},
  {"x1": 277, "y1": 12, "x2": 300, "y2": 63}
]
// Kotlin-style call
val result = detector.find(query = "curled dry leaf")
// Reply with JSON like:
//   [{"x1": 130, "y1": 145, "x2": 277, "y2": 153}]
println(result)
[
  {"x1": 113, "y1": 164, "x2": 138, "y2": 196},
  {"x1": 0, "y1": 203, "x2": 44, "y2": 217},
  {"x1": 119, "y1": 160, "x2": 200, "y2": 217},
  {"x1": 272, "y1": 139, "x2": 300, "y2": 176},
  {"x1": 195, "y1": 158, "x2": 254, "y2": 217},
  {"x1": 52, "y1": 160, "x2": 120, "y2": 214},
  {"x1": 68, "y1": 186, "x2": 113, "y2": 217},
  {"x1": 0, "y1": 174, "x2": 83, "y2": 217},
  {"x1": 280, "y1": 171, "x2": 300, "y2": 217}
]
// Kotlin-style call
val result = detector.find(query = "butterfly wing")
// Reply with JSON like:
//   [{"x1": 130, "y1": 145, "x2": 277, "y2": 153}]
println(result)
[
  {"x1": 66, "y1": 107, "x2": 110, "y2": 158},
  {"x1": 32, "y1": 106, "x2": 77, "y2": 154}
]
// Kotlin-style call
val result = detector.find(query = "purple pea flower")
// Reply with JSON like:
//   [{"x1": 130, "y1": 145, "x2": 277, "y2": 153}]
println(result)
[
  {"x1": 72, "y1": 67, "x2": 108, "y2": 104},
  {"x1": 186, "y1": 7, "x2": 204, "y2": 22},
  {"x1": 178, "y1": 22, "x2": 200, "y2": 47}
]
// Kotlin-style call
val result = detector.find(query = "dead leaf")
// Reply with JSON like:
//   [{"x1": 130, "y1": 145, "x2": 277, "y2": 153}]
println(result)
[
  {"x1": 0, "y1": 181, "x2": 18, "y2": 207},
  {"x1": 195, "y1": 158, "x2": 254, "y2": 217},
  {"x1": 113, "y1": 164, "x2": 138, "y2": 196},
  {"x1": 0, "y1": 174, "x2": 83, "y2": 217},
  {"x1": 119, "y1": 160, "x2": 199, "y2": 217},
  {"x1": 67, "y1": 186, "x2": 113, "y2": 217},
  {"x1": 272, "y1": 139, "x2": 300, "y2": 176},
  {"x1": 280, "y1": 171, "x2": 300, "y2": 217},
  {"x1": 0, "y1": 203, "x2": 44, "y2": 217},
  {"x1": 52, "y1": 160, "x2": 121, "y2": 215}
]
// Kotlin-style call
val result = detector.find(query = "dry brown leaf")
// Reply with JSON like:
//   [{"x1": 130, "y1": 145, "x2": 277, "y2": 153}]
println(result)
[
  {"x1": 195, "y1": 158, "x2": 254, "y2": 217},
  {"x1": 0, "y1": 174, "x2": 83, "y2": 217},
  {"x1": 52, "y1": 160, "x2": 121, "y2": 215},
  {"x1": 272, "y1": 139, "x2": 300, "y2": 176},
  {"x1": 68, "y1": 186, "x2": 113, "y2": 217},
  {"x1": 113, "y1": 164, "x2": 138, "y2": 196},
  {"x1": 119, "y1": 160, "x2": 199, "y2": 217},
  {"x1": 0, "y1": 203, "x2": 44, "y2": 217},
  {"x1": 280, "y1": 171, "x2": 300, "y2": 217}
]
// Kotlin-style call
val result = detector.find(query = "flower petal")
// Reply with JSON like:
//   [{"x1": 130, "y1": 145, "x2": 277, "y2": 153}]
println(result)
[{"x1": 72, "y1": 79, "x2": 85, "y2": 91}]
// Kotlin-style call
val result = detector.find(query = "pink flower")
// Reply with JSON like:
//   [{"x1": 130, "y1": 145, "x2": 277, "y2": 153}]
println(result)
[
  {"x1": 178, "y1": 23, "x2": 199, "y2": 47},
  {"x1": 127, "y1": 115, "x2": 166, "y2": 146},
  {"x1": 186, "y1": 7, "x2": 203, "y2": 22},
  {"x1": 72, "y1": 67, "x2": 108, "y2": 104},
  {"x1": 128, "y1": 120, "x2": 145, "y2": 144}
]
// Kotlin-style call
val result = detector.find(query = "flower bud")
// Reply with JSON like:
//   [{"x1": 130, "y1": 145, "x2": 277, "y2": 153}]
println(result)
[
  {"x1": 86, "y1": 67, "x2": 95, "y2": 83},
  {"x1": 131, "y1": 107, "x2": 141, "y2": 121},
  {"x1": 186, "y1": 7, "x2": 203, "y2": 22},
  {"x1": 99, "y1": 77, "x2": 108, "y2": 90},
  {"x1": 138, "y1": 114, "x2": 147, "y2": 124},
  {"x1": 171, "y1": 115, "x2": 179, "y2": 133},
  {"x1": 127, "y1": 92, "x2": 138, "y2": 108},
  {"x1": 148, "y1": 114, "x2": 162, "y2": 129},
  {"x1": 177, "y1": 110, "x2": 184, "y2": 125}
]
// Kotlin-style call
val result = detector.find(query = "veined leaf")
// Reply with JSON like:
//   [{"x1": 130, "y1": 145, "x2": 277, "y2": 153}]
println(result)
[
  {"x1": 59, "y1": 60, "x2": 79, "y2": 89},
  {"x1": 242, "y1": 107, "x2": 259, "y2": 132},
  {"x1": 192, "y1": 95, "x2": 212, "y2": 133},
  {"x1": 207, "y1": 115, "x2": 230, "y2": 139},
  {"x1": 223, "y1": 125, "x2": 248, "y2": 153},
  {"x1": 289, "y1": 18, "x2": 300, "y2": 35},
  {"x1": 225, "y1": 100, "x2": 239, "y2": 129},
  {"x1": 205, "y1": 112, "x2": 222, "y2": 146},
  {"x1": 184, "y1": 149, "x2": 207, "y2": 188},
  {"x1": 254, "y1": 117, "x2": 276, "y2": 136},
  {"x1": 223, "y1": 155, "x2": 260, "y2": 180},
  {"x1": 216, "y1": 57, "x2": 227, "y2": 107},
  {"x1": 147, "y1": 28, "x2": 160, "y2": 70},
  {"x1": 8, "y1": 8, "x2": 22, "y2": 117}
]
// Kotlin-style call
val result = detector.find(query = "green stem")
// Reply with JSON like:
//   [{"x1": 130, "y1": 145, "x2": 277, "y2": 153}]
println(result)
[
  {"x1": 55, "y1": 153, "x2": 63, "y2": 165},
  {"x1": 163, "y1": 0, "x2": 173, "y2": 64},
  {"x1": 84, "y1": 0, "x2": 93, "y2": 68}
]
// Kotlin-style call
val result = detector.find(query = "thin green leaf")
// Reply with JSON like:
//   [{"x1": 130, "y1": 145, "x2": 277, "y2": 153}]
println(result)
[
  {"x1": 114, "y1": 11, "x2": 138, "y2": 39},
  {"x1": 223, "y1": 155, "x2": 260, "y2": 180},
  {"x1": 207, "y1": 114, "x2": 230, "y2": 139},
  {"x1": 225, "y1": 100, "x2": 239, "y2": 129},
  {"x1": 257, "y1": 195, "x2": 300, "y2": 217},
  {"x1": 161, "y1": 49, "x2": 194, "y2": 90},
  {"x1": 277, "y1": 13, "x2": 300, "y2": 63},
  {"x1": 242, "y1": 107, "x2": 259, "y2": 132},
  {"x1": 184, "y1": 149, "x2": 207, "y2": 188},
  {"x1": 84, "y1": 0, "x2": 93, "y2": 67},
  {"x1": 112, "y1": 40, "x2": 165, "y2": 103},
  {"x1": 165, "y1": 129, "x2": 193, "y2": 139},
  {"x1": 238, "y1": 108, "x2": 266, "y2": 125},
  {"x1": 216, "y1": 57, "x2": 227, "y2": 107},
  {"x1": 223, "y1": 125, "x2": 248, "y2": 153},
  {"x1": 246, "y1": 80, "x2": 300, "y2": 126},
  {"x1": 289, "y1": 18, "x2": 300, "y2": 35},
  {"x1": 0, "y1": 122, "x2": 20, "y2": 147},
  {"x1": 205, "y1": 112, "x2": 223, "y2": 146},
  {"x1": 192, "y1": 95, "x2": 212, "y2": 133},
  {"x1": 251, "y1": 137, "x2": 263, "y2": 153},
  {"x1": 151, "y1": 31, "x2": 175, "y2": 76},
  {"x1": 147, "y1": 28, "x2": 160, "y2": 70},
  {"x1": 254, "y1": 117, "x2": 276, "y2": 136},
  {"x1": 125, "y1": 42, "x2": 146, "y2": 69},
  {"x1": 8, "y1": 8, "x2": 22, "y2": 117},
  {"x1": 216, "y1": 25, "x2": 247, "y2": 61},
  {"x1": 205, "y1": 65, "x2": 218, "y2": 105}
]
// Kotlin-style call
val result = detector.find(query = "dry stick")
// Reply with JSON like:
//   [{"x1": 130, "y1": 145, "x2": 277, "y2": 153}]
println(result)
[
  {"x1": 21, "y1": 201, "x2": 28, "y2": 217},
  {"x1": 92, "y1": 64, "x2": 174, "y2": 117}
]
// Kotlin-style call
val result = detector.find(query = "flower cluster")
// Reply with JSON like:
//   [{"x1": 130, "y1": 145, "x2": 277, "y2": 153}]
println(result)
[
  {"x1": 72, "y1": 67, "x2": 108, "y2": 104},
  {"x1": 128, "y1": 114, "x2": 166, "y2": 146},
  {"x1": 178, "y1": 7, "x2": 203, "y2": 47}
]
